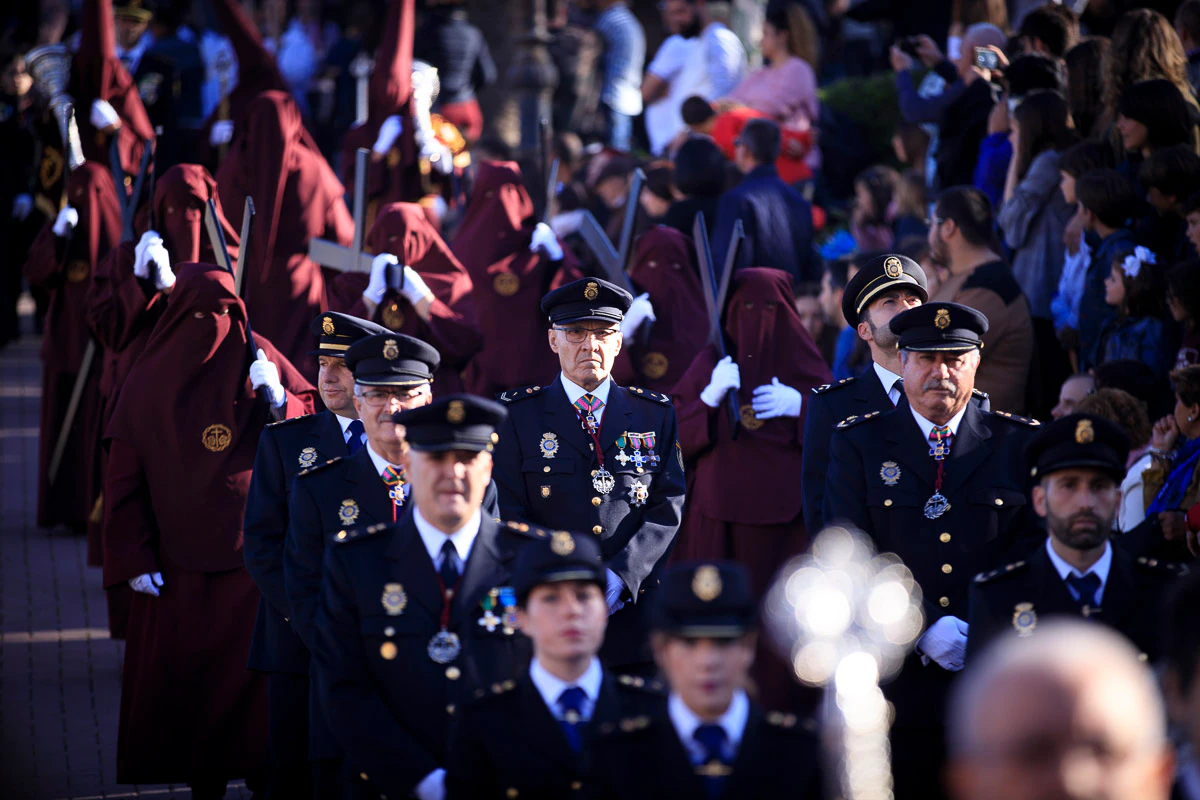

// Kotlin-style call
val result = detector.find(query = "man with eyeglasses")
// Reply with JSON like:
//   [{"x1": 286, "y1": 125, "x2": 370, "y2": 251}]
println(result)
[
  {"x1": 243, "y1": 311, "x2": 391, "y2": 798},
  {"x1": 493, "y1": 277, "x2": 686, "y2": 675}
]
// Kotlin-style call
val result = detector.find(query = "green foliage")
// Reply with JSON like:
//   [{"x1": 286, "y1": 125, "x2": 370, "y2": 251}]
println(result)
[{"x1": 819, "y1": 72, "x2": 911, "y2": 169}]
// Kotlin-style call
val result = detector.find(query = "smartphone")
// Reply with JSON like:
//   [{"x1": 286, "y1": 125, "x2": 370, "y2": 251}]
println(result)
[{"x1": 975, "y1": 47, "x2": 1000, "y2": 71}]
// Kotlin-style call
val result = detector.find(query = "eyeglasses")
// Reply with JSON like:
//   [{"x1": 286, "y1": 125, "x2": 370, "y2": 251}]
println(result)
[
  {"x1": 357, "y1": 388, "x2": 423, "y2": 406},
  {"x1": 553, "y1": 326, "x2": 620, "y2": 344}
]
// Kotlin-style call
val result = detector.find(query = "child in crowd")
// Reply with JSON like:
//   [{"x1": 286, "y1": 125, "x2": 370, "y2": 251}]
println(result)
[
  {"x1": 1138, "y1": 144, "x2": 1200, "y2": 264},
  {"x1": 1168, "y1": 259, "x2": 1200, "y2": 369},
  {"x1": 1074, "y1": 167, "x2": 1139, "y2": 370},
  {"x1": 850, "y1": 165, "x2": 899, "y2": 251},
  {"x1": 1098, "y1": 245, "x2": 1169, "y2": 378},
  {"x1": 891, "y1": 169, "x2": 928, "y2": 247}
]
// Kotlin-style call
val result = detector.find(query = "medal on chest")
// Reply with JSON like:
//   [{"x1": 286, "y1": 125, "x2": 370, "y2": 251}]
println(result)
[
  {"x1": 592, "y1": 468, "x2": 616, "y2": 494},
  {"x1": 427, "y1": 630, "x2": 462, "y2": 664},
  {"x1": 924, "y1": 427, "x2": 954, "y2": 521}
]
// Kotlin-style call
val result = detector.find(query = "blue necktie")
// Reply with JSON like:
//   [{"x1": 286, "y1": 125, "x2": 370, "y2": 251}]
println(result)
[
  {"x1": 557, "y1": 686, "x2": 587, "y2": 752},
  {"x1": 346, "y1": 419, "x2": 364, "y2": 454},
  {"x1": 693, "y1": 724, "x2": 731, "y2": 798},
  {"x1": 1066, "y1": 572, "x2": 1102, "y2": 609},
  {"x1": 439, "y1": 540, "x2": 460, "y2": 591}
]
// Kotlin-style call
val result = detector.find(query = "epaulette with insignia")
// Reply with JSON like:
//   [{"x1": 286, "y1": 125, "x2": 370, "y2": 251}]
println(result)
[
  {"x1": 627, "y1": 386, "x2": 672, "y2": 404},
  {"x1": 973, "y1": 559, "x2": 1029, "y2": 584},
  {"x1": 616, "y1": 674, "x2": 666, "y2": 693},
  {"x1": 972, "y1": 388, "x2": 990, "y2": 401},
  {"x1": 489, "y1": 679, "x2": 518, "y2": 695},
  {"x1": 990, "y1": 410, "x2": 1041, "y2": 427},
  {"x1": 331, "y1": 522, "x2": 390, "y2": 544},
  {"x1": 812, "y1": 376, "x2": 857, "y2": 395},
  {"x1": 502, "y1": 519, "x2": 551, "y2": 539},
  {"x1": 265, "y1": 413, "x2": 316, "y2": 429},
  {"x1": 1135, "y1": 556, "x2": 1190, "y2": 576},
  {"x1": 764, "y1": 710, "x2": 814, "y2": 731},
  {"x1": 296, "y1": 456, "x2": 344, "y2": 478},
  {"x1": 836, "y1": 410, "x2": 881, "y2": 429},
  {"x1": 498, "y1": 385, "x2": 546, "y2": 403},
  {"x1": 596, "y1": 715, "x2": 653, "y2": 738}
]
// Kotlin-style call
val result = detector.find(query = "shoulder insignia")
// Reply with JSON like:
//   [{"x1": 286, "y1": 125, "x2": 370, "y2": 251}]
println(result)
[
  {"x1": 265, "y1": 413, "x2": 316, "y2": 429},
  {"x1": 615, "y1": 673, "x2": 664, "y2": 693},
  {"x1": 1135, "y1": 557, "x2": 1191, "y2": 576},
  {"x1": 973, "y1": 559, "x2": 1028, "y2": 584},
  {"x1": 331, "y1": 522, "x2": 390, "y2": 544},
  {"x1": 490, "y1": 679, "x2": 518, "y2": 695},
  {"x1": 990, "y1": 410, "x2": 1041, "y2": 427},
  {"x1": 627, "y1": 386, "x2": 672, "y2": 404},
  {"x1": 764, "y1": 710, "x2": 800, "y2": 729},
  {"x1": 296, "y1": 456, "x2": 344, "y2": 478},
  {"x1": 972, "y1": 388, "x2": 990, "y2": 400},
  {"x1": 813, "y1": 376, "x2": 857, "y2": 395},
  {"x1": 498, "y1": 385, "x2": 545, "y2": 403},
  {"x1": 836, "y1": 410, "x2": 881, "y2": 429},
  {"x1": 501, "y1": 519, "x2": 550, "y2": 539}
]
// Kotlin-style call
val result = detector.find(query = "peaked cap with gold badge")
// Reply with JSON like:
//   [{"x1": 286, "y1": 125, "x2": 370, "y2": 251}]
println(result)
[
  {"x1": 308, "y1": 311, "x2": 393, "y2": 358},
  {"x1": 651, "y1": 561, "x2": 756, "y2": 638},
  {"x1": 345, "y1": 332, "x2": 441, "y2": 387}
]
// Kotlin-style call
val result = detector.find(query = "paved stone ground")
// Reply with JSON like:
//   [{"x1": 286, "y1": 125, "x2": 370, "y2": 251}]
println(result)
[{"x1": 1, "y1": 305, "x2": 250, "y2": 799}]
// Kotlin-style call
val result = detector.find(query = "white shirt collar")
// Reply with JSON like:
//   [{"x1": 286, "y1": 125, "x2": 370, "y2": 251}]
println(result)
[
  {"x1": 668, "y1": 689, "x2": 749, "y2": 760},
  {"x1": 529, "y1": 657, "x2": 603, "y2": 720},
  {"x1": 365, "y1": 443, "x2": 402, "y2": 477},
  {"x1": 335, "y1": 413, "x2": 358, "y2": 436},
  {"x1": 873, "y1": 361, "x2": 902, "y2": 394},
  {"x1": 413, "y1": 506, "x2": 481, "y2": 565},
  {"x1": 909, "y1": 404, "x2": 969, "y2": 441},
  {"x1": 1045, "y1": 537, "x2": 1113, "y2": 604},
  {"x1": 560, "y1": 373, "x2": 612, "y2": 423}
]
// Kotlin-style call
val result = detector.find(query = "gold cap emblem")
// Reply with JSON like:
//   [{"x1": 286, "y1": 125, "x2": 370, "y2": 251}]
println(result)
[
  {"x1": 692, "y1": 565, "x2": 723, "y2": 602},
  {"x1": 382, "y1": 338, "x2": 400, "y2": 360},
  {"x1": 201, "y1": 424, "x2": 233, "y2": 452},
  {"x1": 884, "y1": 256, "x2": 903, "y2": 279},
  {"x1": 1075, "y1": 419, "x2": 1094, "y2": 444},
  {"x1": 934, "y1": 308, "x2": 951, "y2": 330},
  {"x1": 322, "y1": 316, "x2": 335, "y2": 335},
  {"x1": 550, "y1": 530, "x2": 576, "y2": 556},
  {"x1": 584, "y1": 281, "x2": 600, "y2": 301},
  {"x1": 447, "y1": 400, "x2": 466, "y2": 424}
]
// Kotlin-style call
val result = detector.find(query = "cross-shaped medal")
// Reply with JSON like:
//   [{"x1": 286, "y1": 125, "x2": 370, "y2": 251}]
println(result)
[
  {"x1": 631, "y1": 451, "x2": 647, "y2": 468},
  {"x1": 614, "y1": 450, "x2": 631, "y2": 466},
  {"x1": 478, "y1": 610, "x2": 501, "y2": 632}
]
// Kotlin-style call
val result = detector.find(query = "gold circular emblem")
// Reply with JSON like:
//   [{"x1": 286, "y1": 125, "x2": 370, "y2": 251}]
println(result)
[
  {"x1": 641, "y1": 352, "x2": 669, "y2": 381},
  {"x1": 381, "y1": 300, "x2": 406, "y2": 331},
  {"x1": 1012, "y1": 602, "x2": 1037, "y2": 637},
  {"x1": 201, "y1": 424, "x2": 233, "y2": 452},
  {"x1": 382, "y1": 338, "x2": 400, "y2": 361},
  {"x1": 584, "y1": 281, "x2": 600, "y2": 301},
  {"x1": 40, "y1": 146, "x2": 64, "y2": 189},
  {"x1": 66, "y1": 260, "x2": 90, "y2": 283},
  {"x1": 298, "y1": 447, "x2": 318, "y2": 468},
  {"x1": 493, "y1": 273, "x2": 520, "y2": 297},
  {"x1": 322, "y1": 316, "x2": 335, "y2": 335},
  {"x1": 884, "y1": 256, "x2": 903, "y2": 279},
  {"x1": 380, "y1": 641, "x2": 398, "y2": 660},
  {"x1": 381, "y1": 582, "x2": 408, "y2": 615},
  {"x1": 447, "y1": 400, "x2": 466, "y2": 424},
  {"x1": 692, "y1": 565, "x2": 723, "y2": 602},
  {"x1": 934, "y1": 308, "x2": 951, "y2": 330},
  {"x1": 1075, "y1": 419, "x2": 1094, "y2": 444},
  {"x1": 739, "y1": 404, "x2": 764, "y2": 431},
  {"x1": 550, "y1": 530, "x2": 576, "y2": 556}
]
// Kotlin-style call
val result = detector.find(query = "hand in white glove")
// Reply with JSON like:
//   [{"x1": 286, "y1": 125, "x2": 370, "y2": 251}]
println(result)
[
  {"x1": 147, "y1": 240, "x2": 174, "y2": 290},
  {"x1": 750, "y1": 377, "x2": 802, "y2": 420},
  {"x1": 528, "y1": 221, "x2": 564, "y2": 261},
  {"x1": 12, "y1": 193, "x2": 32, "y2": 220},
  {"x1": 917, "y1": 615, "x2": 969, "y2": 671},
  {"x1": 249, "y1": 348, "x2": 286, "y2": 408},
  {"x1": 398, "y1": 265, "x2": 433, "y2": 306},
  {"x1": 52, "y1": 205, "x2": 79, "y2": 237},
  {"x1": 700, "y1": 355, "x2": 740, "y2": 408},
  {"x1": 90, "y1": 98, "x2": 121, "y2": 131},
  {"x1": 129, "y1": 572, "x2": 164, "y2": 596},
  {"x1": 210, "y1": 119, "x2": 235, "y2": 147},
  {"x1": 372, "y1": 115, "x2": 403, "y2": 155},
  {"x1": 364, "y1": 253, "x2": 397, "y2": 305},
  {"x1": 621, "y1": 293, "x2": 656, "y2": 337},
  {"x1": 134, "y1": 230, "x2": 162, "y2": 279},
  {"x1": 605, "y1": 569, "x2": 627, "y2": 614}
]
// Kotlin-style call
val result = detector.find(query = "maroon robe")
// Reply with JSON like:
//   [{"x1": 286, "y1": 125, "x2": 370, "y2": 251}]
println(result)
[
  {"x1": 612, "y1": 225, "x2": 708, "y2": 393},
  {"x1": 216, "y1": 91, "x2": 353, "y2": 378},
  {"x1": 102, "y1": 263, "x2": 315, "y2": 785},
  {"x1": 453, "y1": 160, "x2": 582, "y2": 396},
  {"x1": 672, "y1": 268, "x2": 831, "y2": 709}
]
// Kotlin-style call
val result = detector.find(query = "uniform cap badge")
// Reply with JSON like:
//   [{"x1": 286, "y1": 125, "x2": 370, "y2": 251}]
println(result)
[
  {"x1": 1075, "y1": 419, "x2": 1094, "y2": 444},
  {"x1": 550, "y1": 530, "x2": 576, "y2": 556},
  {"x1": 447, "y1": 400, "x2": 466, "y2": 424},
  {"x1": 692, "y1": 565, "x2": 722, "y2": 602},
  {"x1": 884, "y1": 256, "x2": 903, "y2": 279},
  {"x1": 322, "y1": 316, "x2": 335, "y2": 335},
  {"x1": 382, "y1": 338, "x2": 400, "y2": 360},
  {"x1": 584, "y1": 281, "x2": 600, "y2": 301},
  {"x1": 935, "y1": 309, "x2": 951, "y2": 329}
]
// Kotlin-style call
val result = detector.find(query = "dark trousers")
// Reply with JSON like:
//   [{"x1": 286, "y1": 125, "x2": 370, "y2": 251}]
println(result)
[{"x1": 265, "y1": 672, "x2": 313, "y2": 800}]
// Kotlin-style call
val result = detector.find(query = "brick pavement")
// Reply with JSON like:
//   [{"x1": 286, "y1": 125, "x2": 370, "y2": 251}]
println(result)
[{"x1": 1, "y1": 308, "x2": 251, "y2": 799}]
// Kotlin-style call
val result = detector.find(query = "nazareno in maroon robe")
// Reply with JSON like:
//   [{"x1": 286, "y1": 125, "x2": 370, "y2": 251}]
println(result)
[
  {"x1": 612, "y1": 225, "x2": 708, "y2": 393},
  {"x1": 102, "y1": 263, "x2": 315, "y2": 785},
  {"x1": 216, "y1": 90, "x2": 353, "y2": 379},
  {"x1": 452, "y1": 160, "x2": 582, "y2": 397}
]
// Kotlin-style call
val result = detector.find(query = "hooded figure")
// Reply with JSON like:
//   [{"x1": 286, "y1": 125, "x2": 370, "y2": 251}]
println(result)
[
  {"x1": 453, "y1": 160, "x2": 582, "y2": 396},
  {"x1": 216, "y1": 90, "x2": 354, "y2": 377},
  {"x1": 102, "y1": 263, "x2": 315, "y2": 793}
]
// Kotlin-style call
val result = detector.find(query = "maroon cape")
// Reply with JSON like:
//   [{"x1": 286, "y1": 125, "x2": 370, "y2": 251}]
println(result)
[
  {"x1": 612, "y1": 225, "x2": 708, "y2": 393},
  {"x1": 216, "y1": 91, "x2": 353, "y2": 378},
  {"x1": 102, "y1": 263, "x2": 314, "y2": 784},
  {"x1": 453, "y1": 160, "x2": 582, "y2": 396}
]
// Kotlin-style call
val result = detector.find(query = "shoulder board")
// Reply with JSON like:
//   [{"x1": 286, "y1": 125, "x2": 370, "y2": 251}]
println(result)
[
  {"x1": 764, "y1": 711, "x2": 819, "y2": 733},
  {"x1": 472, "y1": 679, "x2": 519, "y2": 700},
  {"x1": 498, "y1": 385, "x2": 546, "y2": 403},
  {"x1": 626, "y1": 386, "x2": 672, "y2": 405},
  {"x1": 836, "y1": 410, "x2": 882, "y2": 429},
  {"x1": 595, "y1": 714, "x2": 654, "y2": 739},
  {"x1": 501, "y1": 519, "x2": 557, "y2": 540},
  {"x1": 1135, "y1": 556, "x2": 1191, "y2": 576},
  {"x1": 616, "y1": 673, "x2": 666, "y2": 693},
  {"x1": 812, "y1": 376, "x2": 857, "y2": 395},
  {"x1": 972, "y1": 388, "x2": 990, "y2": 401},
  {"x1": 265, "y1": 413, "x2": 317, "y2": 430},
  {"x1": 331, "y1": 521, "x2": 390, "y2": 545},
  {"x1": 296, "y1": 456, "x2": 344, "y2": 478},
  {"x1": 990, "y1": 410, "x2": 1041, "y2": 427},
  {"x1": 974, "y1": 559, "x2": 1029, "y2": 584}
]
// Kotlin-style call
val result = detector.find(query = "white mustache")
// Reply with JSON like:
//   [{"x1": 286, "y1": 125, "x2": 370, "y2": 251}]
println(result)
[{"x1": 923, "y1": 380, "x2": 957, "y2": 393}]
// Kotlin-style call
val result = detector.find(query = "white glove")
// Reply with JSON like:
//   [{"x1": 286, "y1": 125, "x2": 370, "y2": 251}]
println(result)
[
  {"x1": 210, "y1": 119, "x2": 235, "y2": 146},
  {"x1": 750, "y1": 377, "x2": 802, "y2": 420},
  {"x1": 249, "y1": 348, "x2": 286, "y2": 408},
  {"x1": 398, "y1": 265, "x2": 433, "y2": 307},
  {"x1": 52, "y1": 206, "x2": 79, "y2": 237},
  {"x1": 605, "y1": 569, "x2": 627, "y2": 614},
  {"x1": 621, "y1": 292, "x2": 656, "y2": 337},
  {"x1": 364, "y1": 253, "x2": 396, "y2": 305},
  {"x1": 12, "y1": 193, "x2": 32, "y2": 220},
  {"x1": 90, "y1": 98, "x2": 121, "y2": 131},
  {"x1": 134, "y1": 230, "x2": 161, "y2": 279},
  {"x1": 529, "y1": 221, "x2": 564, "y2": 261},
  {"x1": 372, "y1": 115, "x2": 403, "y2": 155},
  {"x1": 147, "y1": 240, "x2": 174, "y2": 290},
  {"x1": 700, "y1": 356, "x2": 740, "y2": 408},
  {"x1": 128, "y1": 572, "x2": 164, "y2": 596},
  {"x1": 420, "y1": 138, "x2": 453, "y2": 175},
  {"x1": 415, "y1": 768, "x2": 446, "y2": 800},
  {"x1": 917, "y1": 615, "x2": 969, "y2": 671}
]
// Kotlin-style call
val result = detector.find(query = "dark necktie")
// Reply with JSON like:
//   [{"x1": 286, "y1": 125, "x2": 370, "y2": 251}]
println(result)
[
  {"x1": 1066, "y1": 572, "x2": 1102, "y2": 609},
  {"x1": 890, "y1": 378, "x2": 904, "y2": 408},
  {"x1": 557, "y1": 686, "x2": 588, "y2": 752},
  {"x1": 439, "y1": 540, "x2": 460, "y2": 590},
  {"x1": 693, "y1": 723, "x2": 731, "y2": 798},
  {"x1": 346, "y1": 419, "x2": 365, "y2": 454}
]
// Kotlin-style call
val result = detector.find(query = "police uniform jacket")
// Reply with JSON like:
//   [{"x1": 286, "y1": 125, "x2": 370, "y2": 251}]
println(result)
[
  {"x1": 581, "y1": 696, "x2": 823, "y2": 800},
  {"x1": 444, "y1": 672, "x2": 662, "y2": 800},
  {"x1": 493, "y1": 379, "x2": 687, "y2": 666},
  {"x1": 312, "y1": 514, "x2": 539, "y2": 800},
  {"x1": 966, "y1": 541, "x2": 1186, "y2": 662}
]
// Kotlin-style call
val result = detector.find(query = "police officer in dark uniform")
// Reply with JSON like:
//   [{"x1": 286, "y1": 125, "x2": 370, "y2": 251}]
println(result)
[
  {"x1": 492, "y1": 277, "x2": 687, "y2": 672},
  {"x1": 823, "y1": 301, "x2": 1040, "y2": 800},
  {"x1": 968, "y1": 413, "x2": 1188, "y2": 663},
  {"x1": 243, "y1": 311, "x2": 388, "y2": 799},
  {"x1": 445, "y1": 528, "x2": 663, "y2": 800},
  {"x1": 582, "y1": 561, "x2": 824, "y2": 800},
  {"x1": 312, "y1": 395, "x2": 539, "y2": 800}
]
